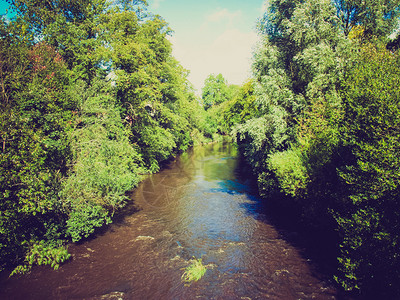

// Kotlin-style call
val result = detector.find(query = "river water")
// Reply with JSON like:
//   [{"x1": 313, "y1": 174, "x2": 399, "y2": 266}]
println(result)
[{"x1": 0, "y1": 143, "x2": 342, "y2": 299}]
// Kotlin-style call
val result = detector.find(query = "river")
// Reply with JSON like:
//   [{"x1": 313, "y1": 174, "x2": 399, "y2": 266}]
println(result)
[{"x1": 0, "y1": 142, "x2": 342, "y2": 299}]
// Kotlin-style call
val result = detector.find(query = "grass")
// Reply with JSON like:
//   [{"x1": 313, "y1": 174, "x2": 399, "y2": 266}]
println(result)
[{"x1": 181, "y1": 258, "x2": 207, "y2": 285}]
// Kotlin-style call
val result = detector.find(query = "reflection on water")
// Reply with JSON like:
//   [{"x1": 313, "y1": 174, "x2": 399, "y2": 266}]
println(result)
[{"x1": 0, "y1": 142, "x2": 340, "y2": 299}]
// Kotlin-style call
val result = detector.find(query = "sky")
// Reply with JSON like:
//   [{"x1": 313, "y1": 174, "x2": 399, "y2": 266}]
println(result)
[
  {"x1": 148, "y1": 0, "x2": 266, "y2": 92},
  {"x1": 0, "y1": 0, "x2": 267, "y2": 93},
  {"x1": 0, "y1": 1, "x2": 14, "y2": 15},
  {"x1": 0, "y1": 2, "x2": 10, "y2": 15}
]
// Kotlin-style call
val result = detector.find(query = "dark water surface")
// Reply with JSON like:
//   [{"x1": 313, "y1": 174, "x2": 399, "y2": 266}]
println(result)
[{"x1": 0, "y1": 143, "x2": 341, "y2": 299}]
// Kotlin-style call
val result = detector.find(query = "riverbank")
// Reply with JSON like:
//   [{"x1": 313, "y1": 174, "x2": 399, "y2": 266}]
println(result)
[{"x1": 0, "y1": 143, "x2": 343, "y2": 299}]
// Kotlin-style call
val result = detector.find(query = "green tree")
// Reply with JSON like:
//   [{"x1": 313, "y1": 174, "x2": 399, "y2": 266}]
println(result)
[
  {"x1": 60, "y1": 79, "x2": 144, "y2": 242},
  {"x1": 0, "y1": 21, "x2": 74, "y2": 270},
  {"x1": 236, "y1": 1, "x2": 400, "y2": 296},
  {"x1": 0, "y1": 0, "x2": 218, "y2": 273},
  {"x1": 202, "y1": 73, "x2": 230, "y2": 110},
  {"x1": 333, "y1": 0, "x2": 400, "y2": 37},
  {"x1": 336, "y1": 43, "x2": 400, "y2": 294},
  {"x1": 222, "y1": 80, "x2": 258, "y2": 131},
  {"x1": 8, "y1": 0, "x2": 109, "y2": 82}
]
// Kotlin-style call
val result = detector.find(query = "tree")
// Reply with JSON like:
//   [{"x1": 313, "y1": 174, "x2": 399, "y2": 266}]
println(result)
[
  {"x1": 336, "y1": 43, "x2": 400, "y2": 294},
  {"x1": 1, "y1": 0, "x2": 212, "y2": 273},
  {"x1": 0, "y1": 18, "x2": 31, "y2": 108},
  {"x1": 60, "y1": 79, "x2": 144, "y2": 242},
  {"x1": 222, "y1": 80, "x2": 258, "y2": 130},
  {"x1": 234, "y1": 0, "x2": 400, "y2": 296},
  {"x1": 201, "y1": 73, "x2": 230, "y2": 110},
  {"x1": 0, "y1": 21, "x2": 74, "y2": 270},
  {"x1": 333, "y1": 0, "x2": 400, "y2": 37},
  {"x1": 237, "y1": 1, "x2": 400, "y2": 296},
  {"x1": 7, "y1": 0, "x2": 106, "y2": 33}
]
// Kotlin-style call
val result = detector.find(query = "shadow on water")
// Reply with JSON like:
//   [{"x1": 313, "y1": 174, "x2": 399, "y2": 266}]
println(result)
[{"x1": 231, "y1": 151, "x2": 357, "y2": 300}]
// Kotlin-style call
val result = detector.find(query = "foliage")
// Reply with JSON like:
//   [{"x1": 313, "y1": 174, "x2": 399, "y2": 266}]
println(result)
[
  {"x1": 238, "y1": 0, "x2": 400, "y2": 296},
  {"x1": 66, "y1": 203, "x2": 111, "y2": 242},
  {"x1": 0, "y1": 112, "x2": 63, "y2": 269},
  {"x1": 268, "y1": 148, "x2": 309, "y2": 198},
  {"x1": 333, "y1": 0, "x2": 400, "y2": 37},
  {"x1": 297, "y1": 99, "x2": 343, "y2": 180},
  {"x1": 221, "y1": 80, "x2": 258, "y2": 132},
  {"x1": 335, "y1": 44, "x2": 400, "y2": 293},
  {"x1": 1, "y1": 0, "x2": 212, "y2": 272},
  {"x1": 10, "y1": 240, "x2": 71, "y2": 275},
  {"x1": 0, "y1": 19, "x2": 30, "y2": 107},
  {"x1": 200, "y1": 73, "x2": 243, "y2": 137},
  {"x1": 59, "y1": 80, "x2": 144, "y2": 241},
  {"x1": 238, "y1": 0, "x2": 349, "y2": 206},
  {"x1": 63, "y1": 81, "x2": 142, "y2": 199},
  {"x1": 202, "y1": 73, "x2": 232, "y2": 110},
  {"x1": 2, "y1": 1, "x2": 400, "y2": 297},
  {"x1": 235, "y1": 117, "x2": 269, "y2": 171},
  {"x1": 0, "y1": 20, "x2": 73, "y2": 269},
  {"x1": 99, "y1": 6, "x2": 209, "y2": 169},
  {"x1": 181, "y1": 258, "x2": 207, "y2": 285}
]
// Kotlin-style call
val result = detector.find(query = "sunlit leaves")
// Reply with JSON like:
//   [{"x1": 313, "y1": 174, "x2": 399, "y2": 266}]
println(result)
[
  {"x1": 221, "y1": 80, "x2": 258, "y2": 130},
  {"x1": 268, "y1": 148, "x2": 309, "y2": 197},
  {"x1": 1, "y1": 0, "x2": 213, "y2": 274},
  {"x1": 10, "y1": 240, "x2": 71, "y2": 275},
  {"x1": 61, "y1": 80, "x2": 143, "y2": 208},
  {"x1": 202, "y1": 73, "x2": 231, "y2": 110}
]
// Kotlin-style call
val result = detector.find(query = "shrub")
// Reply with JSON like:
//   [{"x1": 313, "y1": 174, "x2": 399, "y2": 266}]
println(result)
[
  {"x1": 60, "y1": 80, "x2": 143, "y2": 242},
  {"x1": 10, "y1": 240, "x2": 71, "y2": 275},
  {"x1": 66, "y1": 204, "x2": 111, "y2": 242},
  {"x1": 335, "y1": 43, "x2": 400, "y2": 294},
  {"x1": 268, "y1": 148, "x2": 309, "y2": 197}
]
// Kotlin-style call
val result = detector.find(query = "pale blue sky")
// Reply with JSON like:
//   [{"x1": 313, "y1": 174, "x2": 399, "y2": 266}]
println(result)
[
  {"x1": 149, "y1": 0, "x2": 266, "y2": 91},
  {"x1": 1, "y1": 0, "x2": 267, "y2": 91},
  {"x1": 0, "y1": 1, "x2": 11, "y2": 16}
]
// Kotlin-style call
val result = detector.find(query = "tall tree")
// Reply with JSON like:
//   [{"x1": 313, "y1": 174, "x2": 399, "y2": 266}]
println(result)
[
  {"x1": 239, "y1": 0, "x2": 400, "y2": 296},
  {"x1": 336, "y1": 43, "x2": 400, "y2": 293},
  {"x1": 333, "y1": 0, "x2": 400, "y2": 37},
  {"x1": 202, "y1": 73, "x2": 230, "y2": 110}
]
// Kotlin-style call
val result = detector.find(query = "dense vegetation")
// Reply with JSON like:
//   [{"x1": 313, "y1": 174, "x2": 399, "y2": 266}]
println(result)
[
  {"x1": 201, "y1": 73, "x2": 257, "y2": 136},
  {"x1": 0, "y1": 0, "x2": 214, "y2": 274},
  {"x1": 215, "y1": 0, "x2": 400, "y2": 297},
  {"x1": 2, "y1": 0, "x2": 400, "y2": 298}
]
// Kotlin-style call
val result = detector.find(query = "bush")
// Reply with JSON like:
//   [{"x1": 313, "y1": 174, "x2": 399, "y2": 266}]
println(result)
[
  {"x1": 10, "y1": 240, "x2": 71, "y2": 275},
  {"x1": 268, "y1": 148, "x2": 309, "y2": 197},
  {"x1": 60, "y1": 80, "x2": 143, "y2": 241},
  {"x1": 66, "y1": 204, "x2": 111, "y2": 242}
]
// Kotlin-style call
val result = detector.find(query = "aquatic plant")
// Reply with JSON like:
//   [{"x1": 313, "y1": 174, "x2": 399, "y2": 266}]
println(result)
[{"x1": 181, "y1": 258, "x2": 207, "y2": 285}]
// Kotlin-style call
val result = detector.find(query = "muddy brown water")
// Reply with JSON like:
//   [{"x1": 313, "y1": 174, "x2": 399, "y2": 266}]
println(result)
[{"x1": 0, "y1": 143, "x2": 342, "y2": 299}]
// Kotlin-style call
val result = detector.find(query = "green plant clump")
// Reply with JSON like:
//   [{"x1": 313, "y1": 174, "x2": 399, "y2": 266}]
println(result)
[
  {"x1": 10, "y1": 240, "x2": 71, "y2": 276},
  {"x1": 181, "y1": 258, "x2": 207, "y2": 285}
]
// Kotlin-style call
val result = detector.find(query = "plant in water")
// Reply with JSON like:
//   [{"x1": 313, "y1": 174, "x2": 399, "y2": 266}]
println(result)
[
  {"x1": 10, "y1": 240, "x2": 71, "y2": 276},
  {"x1": 181, "y1": 258, "x2": 207, "y2": 285}
]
